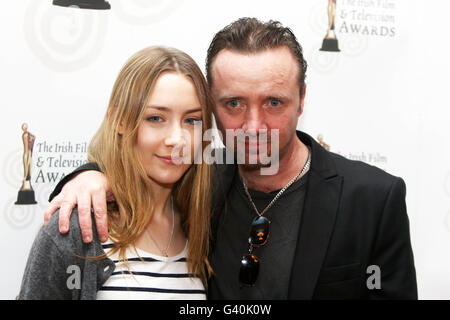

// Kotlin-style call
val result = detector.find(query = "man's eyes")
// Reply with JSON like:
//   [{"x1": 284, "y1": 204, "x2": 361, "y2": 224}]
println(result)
[
  {"x1": 225, "y1": 99, "x2": 282, "y2": 108},
  {"x1": 269, "y1": 99, "x2": 281, "y2": 107},
  {"x1": 227, "y1": 99, "x2": 240, "y2": 108}
]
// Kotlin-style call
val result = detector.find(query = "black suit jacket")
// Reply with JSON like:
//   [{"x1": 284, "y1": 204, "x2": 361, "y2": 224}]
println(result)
[
  {"x1": 209, "y1": 131, "x2": 417, "y2": 299},
  {"x1": 50, "y1": 131, "x2": 417, "y2": 299}
]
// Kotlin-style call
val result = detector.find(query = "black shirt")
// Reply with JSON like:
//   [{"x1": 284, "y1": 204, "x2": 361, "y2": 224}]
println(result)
[{"x1": 208, "y1": 167, "x2": 309, "y2": 299}]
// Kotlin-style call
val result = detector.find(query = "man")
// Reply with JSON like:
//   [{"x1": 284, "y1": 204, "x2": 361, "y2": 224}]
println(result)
[{"x1": 44, "y1": 18, "x2": 417, "y2": 299}]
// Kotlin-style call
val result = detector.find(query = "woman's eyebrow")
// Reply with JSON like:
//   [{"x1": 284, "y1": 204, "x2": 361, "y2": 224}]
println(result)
[
  {"x1": 147, "y1": 105, "x2": 170, "y2": 112},
  {"x1": 185, "y1": 108, "x2": 202, "y2": 114},
  {"x1": 146, "y1": 106, "x2": 202, "y2": 114}
]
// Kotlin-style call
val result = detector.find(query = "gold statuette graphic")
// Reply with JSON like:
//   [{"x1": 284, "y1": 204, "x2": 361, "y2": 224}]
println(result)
[
  {"x1": 320, "y1": 0, "x2": 340, "y2": 52},
  {"x1": 15, "y1": 123, "x2": 37, "y2": 205},
  {"x1": 317, "y1": 134, "x2": 330, "y2": 151}
]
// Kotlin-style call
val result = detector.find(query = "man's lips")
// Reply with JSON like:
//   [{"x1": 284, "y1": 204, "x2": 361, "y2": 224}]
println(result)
[
  {"x1": 244, "y1": 141, "x2": 271, "y2": 149},
  {"x1": 236, "y1": 136, "x2": 270, "y2": 144}
]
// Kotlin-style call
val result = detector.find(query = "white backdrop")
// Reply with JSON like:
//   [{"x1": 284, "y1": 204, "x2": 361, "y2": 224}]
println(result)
[{"x1": 1, "y1": 0, "x2": 449, "y2": 299}]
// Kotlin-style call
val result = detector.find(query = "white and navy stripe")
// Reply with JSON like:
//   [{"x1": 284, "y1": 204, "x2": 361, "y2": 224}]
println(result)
[{"x1": 96, "y1": 240, "x2": 206, "y2": 300}]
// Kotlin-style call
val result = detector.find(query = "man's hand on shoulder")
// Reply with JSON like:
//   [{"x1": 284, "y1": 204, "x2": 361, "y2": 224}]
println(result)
[{"x1": 44, "y1": 170, "x2": 111, "y2": 243}]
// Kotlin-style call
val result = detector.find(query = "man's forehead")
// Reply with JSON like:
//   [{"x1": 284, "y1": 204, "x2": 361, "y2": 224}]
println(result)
[
  {"x1": 212, "y1": 46, "x2": 297, "y2": 68},
  {"x1": 210, "y1": 47, "x2": 300, "y2": 92}
]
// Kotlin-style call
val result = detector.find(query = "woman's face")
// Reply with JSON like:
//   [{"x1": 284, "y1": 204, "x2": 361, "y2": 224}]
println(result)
[{"x1": 135, "y1": 71, "x2": 203, "y2": 186}]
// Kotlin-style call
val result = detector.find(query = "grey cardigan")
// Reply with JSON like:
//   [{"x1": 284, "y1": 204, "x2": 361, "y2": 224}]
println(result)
[{"x1": 19, "y1": 208, "x2": 116, "y2": 300}]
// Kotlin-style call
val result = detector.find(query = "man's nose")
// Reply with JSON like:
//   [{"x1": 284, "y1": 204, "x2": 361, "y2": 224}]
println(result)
[{"x1": 241, "y1": 106, "x2": 268, "y2": 133}]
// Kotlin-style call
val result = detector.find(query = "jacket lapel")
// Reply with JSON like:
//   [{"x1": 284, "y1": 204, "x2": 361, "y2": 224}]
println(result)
[{"x1": 287, "y1": 132, "x2": 343, "y2": 299}]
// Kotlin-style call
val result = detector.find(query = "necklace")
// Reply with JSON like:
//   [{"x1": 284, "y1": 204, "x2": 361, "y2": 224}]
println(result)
[
  {"x1": 241, "y1": 148, "x2": 311, "y2": 218},
  {"x1": 146, "y1": 196, "x2": 175, "y2": 257}
]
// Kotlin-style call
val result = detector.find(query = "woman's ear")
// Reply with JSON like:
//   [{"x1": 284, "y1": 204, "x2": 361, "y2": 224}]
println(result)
[
  {"x1": 108, "y1": 108, "x2": 125, "y2": 135},
  {"x1": 118, "y1": 121, "x2": 125, "y2": 135}
]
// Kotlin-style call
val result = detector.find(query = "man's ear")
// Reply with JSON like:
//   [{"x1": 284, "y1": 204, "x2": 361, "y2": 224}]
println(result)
[{"x1": 298, "y1": 84, "x2": 307, "y2": 117}]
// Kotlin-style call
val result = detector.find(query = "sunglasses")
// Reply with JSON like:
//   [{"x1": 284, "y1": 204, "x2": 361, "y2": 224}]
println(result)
[{"x1": 239, "y1": 215, "x2": 271, "y2": 287}]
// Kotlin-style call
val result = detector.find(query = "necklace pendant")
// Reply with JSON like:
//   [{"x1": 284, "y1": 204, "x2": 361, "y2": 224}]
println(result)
[{"x1": 249, "y1": 216, "x2": 270, "y2": 246}]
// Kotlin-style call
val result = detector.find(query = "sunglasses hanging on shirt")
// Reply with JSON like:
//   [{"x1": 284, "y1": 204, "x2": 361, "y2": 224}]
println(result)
[{"x1": 239, "y1": 148, "x2": 311, "y2": 287}]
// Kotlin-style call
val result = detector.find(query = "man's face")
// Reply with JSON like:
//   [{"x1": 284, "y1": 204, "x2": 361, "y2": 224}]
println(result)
[{"x1": 210, "y1": 46, "x2": 305, "y2": 167}]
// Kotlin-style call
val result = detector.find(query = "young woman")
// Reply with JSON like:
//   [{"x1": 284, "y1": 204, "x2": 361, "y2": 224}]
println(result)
[{"x1": 19, "y1": 46, "x2": 213, "y2": 299}]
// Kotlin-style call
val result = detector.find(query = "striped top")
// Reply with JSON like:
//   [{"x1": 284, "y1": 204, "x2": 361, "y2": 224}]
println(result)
[{"x1": 96, "y1": 240, "x2": 206, "y2": 300}]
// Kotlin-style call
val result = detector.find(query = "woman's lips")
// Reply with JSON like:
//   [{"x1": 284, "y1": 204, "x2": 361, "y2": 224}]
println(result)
[{"x1": 156, "y1": 155, "x2": 184, "y2": 165}]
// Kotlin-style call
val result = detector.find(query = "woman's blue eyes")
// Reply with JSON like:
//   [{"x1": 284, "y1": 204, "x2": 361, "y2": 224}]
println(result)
[
  {"x1": 147, "y1": 116, "x2": 162, "y2": 122},
  {"x1": 146, "y1": 116, "x2": 201, "y2": 125},
  {"x1": 185, "y1": 118, "x2": 202, "y2": 125}
]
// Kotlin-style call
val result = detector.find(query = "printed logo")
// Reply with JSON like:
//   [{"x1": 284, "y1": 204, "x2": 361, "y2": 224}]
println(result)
[
  {"x1": 114, "y1": 0, "x2": 184, "y2": 26},
  {"x1": 311, "y1": 0, "x2": 396, "y2": 72},
  {"x1": 317, "y1": 134, "x2": 389, "y2": 171},
  {"x1": 24, "y1": 1, "x2": 109, "y2": 72},
  {"x1": 339, "y1": 0, "x2": 396, "y2": 38},
  {"x1": 15, "y1": 124, "x2": 37, "y2": 205},
  {"x1": 320, "y1": 0, "x2": 341, "y2": 52},
  {"x1": 317, "y1": 134, "x2": 331, "y2": 151},
  {"x1": 4, "y1": 199, "x2": 36, "y2": 229},
  {"x1": 34, "y1": 140, "x2": 88, "y2": 185},
  {"x1": 52, "y1": 0, "x2": 111, "y2": 10}
]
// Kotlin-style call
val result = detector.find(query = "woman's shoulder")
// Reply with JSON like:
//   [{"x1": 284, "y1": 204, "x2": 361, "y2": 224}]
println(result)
[
  {"x1": 43, "y1": 207, "x2": 100, "y2": 255},
  {"x1": 20, "y1": 208, "x2": 109, "y2": 300}
]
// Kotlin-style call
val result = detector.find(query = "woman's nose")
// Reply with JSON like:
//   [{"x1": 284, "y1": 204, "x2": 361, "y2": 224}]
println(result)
[{"x1": 164, "y1": 125, "x2": 187, "y2": 150}]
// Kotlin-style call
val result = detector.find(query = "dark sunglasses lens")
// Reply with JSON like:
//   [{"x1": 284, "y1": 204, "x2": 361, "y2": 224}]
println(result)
[
  {"x1": 239, "y1": 254, "x2": 260, "y2": 286},
  {"x1": 249, "y1": 216, "x2": 270, "y2": 246}
]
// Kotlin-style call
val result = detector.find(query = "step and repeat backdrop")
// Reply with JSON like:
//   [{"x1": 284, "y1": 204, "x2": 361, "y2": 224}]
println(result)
[{"x1": 1, "y1": 0, "x2": 449, "y2": 299}]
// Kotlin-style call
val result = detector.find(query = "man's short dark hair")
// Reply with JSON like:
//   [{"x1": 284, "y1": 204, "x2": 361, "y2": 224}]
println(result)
[{"x1": 206, "y1": 17, "x2": 308, "y2": 96}]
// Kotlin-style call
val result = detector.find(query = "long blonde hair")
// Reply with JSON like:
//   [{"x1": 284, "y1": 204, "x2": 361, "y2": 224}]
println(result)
[{"x1": 88, "y1": 46, "x2": 213, "y2": 287}]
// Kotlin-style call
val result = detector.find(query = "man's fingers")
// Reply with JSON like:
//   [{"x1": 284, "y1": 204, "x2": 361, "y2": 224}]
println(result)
[
  {"x1": 77, "y1": 192, "x2": 93, "y2": 243},
  {"x1": 44, "y1": 193, "x2": 63, "y2": 225},
  {"x1": 92, "y1": 190, "x2": 109, "y2": 243},
  {"x1": 43, "y1": 170, "x2": 110, "y2": 242},
  {"x1": 58, "y1": 193, "x2": 76, "y2": 234}
]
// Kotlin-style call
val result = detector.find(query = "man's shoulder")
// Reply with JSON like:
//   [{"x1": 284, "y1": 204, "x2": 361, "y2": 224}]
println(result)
[
  {"x1": 299, "y1": 130, "x2": 403, "y2": 188},
  {"x1": 328, "y1": 151, "x2": 403, "y2": 190},
  {"x1": 323, "y1": 151, "x2": 407, "y2": 222}
]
